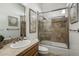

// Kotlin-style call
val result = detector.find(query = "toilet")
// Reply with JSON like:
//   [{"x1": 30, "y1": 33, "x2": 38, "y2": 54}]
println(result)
[{"x1": 39, "y1": 46, "x2": 48, "y2": 55}]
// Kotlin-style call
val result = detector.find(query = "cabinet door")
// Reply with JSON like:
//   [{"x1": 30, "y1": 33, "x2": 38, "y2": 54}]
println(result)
[
  {"x1": 17, "y1": 43, "x2": 38, "y2": 56},
  {"x1": 24, "y1": 45, "x2": 38, "y2": 56}
]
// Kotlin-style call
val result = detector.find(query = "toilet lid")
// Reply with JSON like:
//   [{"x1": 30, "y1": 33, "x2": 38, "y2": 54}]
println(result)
[{"x1": 39, "y1": 46, "x2": 48, "y2": 51}]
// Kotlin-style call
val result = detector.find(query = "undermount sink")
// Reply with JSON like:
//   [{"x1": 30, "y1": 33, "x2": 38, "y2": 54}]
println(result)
[{"x1": 10, "y1": 40, "x2": 31, "y2": 48}]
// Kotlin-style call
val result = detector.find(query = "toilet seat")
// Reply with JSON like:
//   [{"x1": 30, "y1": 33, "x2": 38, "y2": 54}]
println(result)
[
  {"x1": 39, "y1": 46, "x2": 48, "y2": 51},
  {"x1": 39, "y1": 46, "x2": 48, "y2": 54}
]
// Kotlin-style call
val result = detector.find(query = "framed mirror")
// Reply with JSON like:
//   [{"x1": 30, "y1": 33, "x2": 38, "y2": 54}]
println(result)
[
  {"x1": 70, "y1": 3, "x2": 78, "y2": 24},
  {"x1": 29, "y1": 9, "x2": 37, "y2": 33}
]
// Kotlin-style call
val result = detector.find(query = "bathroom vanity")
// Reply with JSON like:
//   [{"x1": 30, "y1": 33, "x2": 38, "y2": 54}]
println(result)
[
  {"x1": 0, "y1": 39, "x2": 38, "y2": 56},
  {"x1": 17, "y1": 42, "x2": 38, "y2": 56},
  {"x1": 0, "y1": 3, "x2": 39, "y2": 56}
]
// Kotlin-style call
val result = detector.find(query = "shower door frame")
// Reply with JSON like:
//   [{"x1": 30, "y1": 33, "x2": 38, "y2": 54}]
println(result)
[{"x1": 37, "y1": 7, "x2": 70, "y2": 49}]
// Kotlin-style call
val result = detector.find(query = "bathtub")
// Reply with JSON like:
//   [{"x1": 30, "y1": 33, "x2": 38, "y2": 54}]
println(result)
[
  {"x1": 40, "y1": 40, "x2": 68, "y2": 48},
  {"x1": 40, "y1": 40, "x2": 69, "y2": 56}
]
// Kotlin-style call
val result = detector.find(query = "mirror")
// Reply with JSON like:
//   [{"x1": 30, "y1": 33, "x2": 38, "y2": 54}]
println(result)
[
  {"x1": 0, "y1": 3, "x2": 26, "y2": 39},
  {"x1": 29, "y1": 9, "x2": 37, "y2": 33},
  {"x1": 69, "y1": 3, "x2": 78, "y2": 24}
]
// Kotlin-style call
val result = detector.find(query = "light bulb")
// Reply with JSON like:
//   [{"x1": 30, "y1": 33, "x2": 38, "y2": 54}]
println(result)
[{"x1": 62, "y1": 9, "x2": 65, "y2": 14}]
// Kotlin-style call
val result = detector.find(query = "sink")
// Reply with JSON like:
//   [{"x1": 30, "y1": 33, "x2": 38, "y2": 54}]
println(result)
[{"x1": 10, "y1": 40, "x2": 31, "y2": 48}]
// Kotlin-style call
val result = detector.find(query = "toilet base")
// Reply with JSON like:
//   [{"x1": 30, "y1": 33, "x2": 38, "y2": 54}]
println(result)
[
  {"x1": 39, "y1": 51, "x2": 48, "y2": 54},
  {"x1": 39, "y1": 46, "x2": 49, "y2": 55},
  {"x1": 38, "y1": 53, "x2": 49, "y2": 56}
]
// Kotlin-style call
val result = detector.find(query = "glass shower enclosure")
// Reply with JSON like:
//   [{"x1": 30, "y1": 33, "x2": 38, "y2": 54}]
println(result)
[{"x1": 38, "y1": 8, "x2": 69, "y2": 49}]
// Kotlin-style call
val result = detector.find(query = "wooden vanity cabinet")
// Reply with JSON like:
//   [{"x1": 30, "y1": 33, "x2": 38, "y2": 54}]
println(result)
[{"x1": 17, "y1": 43, "x2": 39, "y2": 56}]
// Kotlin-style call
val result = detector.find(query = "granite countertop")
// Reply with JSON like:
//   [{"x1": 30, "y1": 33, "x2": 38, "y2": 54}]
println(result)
[{"x1": 0, "y1": 39, "x2": 38, "y2": 56}]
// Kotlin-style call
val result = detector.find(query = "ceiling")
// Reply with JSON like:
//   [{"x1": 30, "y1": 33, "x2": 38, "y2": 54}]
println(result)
[
  {"x1": 38, "y1": 3, "x2": 67, "y2": 19},
  {"x1": 38, "y1": 3, "x2": 67, "y2": 12},
  {"x1": 22, "y1": 3, "x2": 68, "y2": 19}
]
